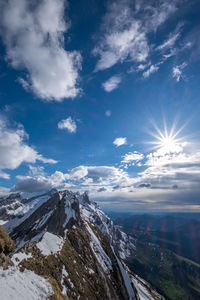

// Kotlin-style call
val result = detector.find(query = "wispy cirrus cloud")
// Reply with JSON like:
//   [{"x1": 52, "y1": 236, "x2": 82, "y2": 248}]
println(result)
[
  {"x1": 93, "y1": 1, "x2": 148, "y2": 71},
  {"x1": 157, "y1": 32, "x2": 180, "y2": 51},
  {"x1": 93, "y1": 0, "x2": 178, "y2": 72},
  {"x1": 143, "y1": 64, "x2": 159, "y2": 78},
  {"x1": 0, "y1": 0, "x2": 81, "y2": 101},
  {"x1": 172, "y1": 62, "x2": 187, "y2": 82}
]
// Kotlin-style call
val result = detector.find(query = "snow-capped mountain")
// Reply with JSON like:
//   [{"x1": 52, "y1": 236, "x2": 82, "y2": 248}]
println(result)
[{"x1": 0, "y1": 189, "x2": 164, "y2": 300}]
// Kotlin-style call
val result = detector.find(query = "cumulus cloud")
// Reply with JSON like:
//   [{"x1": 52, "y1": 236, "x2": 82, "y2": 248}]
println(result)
[
  {"x1": 12, "y1": 165, "x2": 132, "y2": 195},
  {"x1": 134, "y1": 141, "x2": 200, "y2": 195},
  {"x1": 12, "y1": 176, "x2": 52, "y2": 193},
  {"x1": 172, "y1": 62, "x2": 187, "y2": 82},
  {"x1": 0, "y1": 117, "x2": 56, "y2": 179},
  {"x1": 113, "y1": 137, "x2": 127, "y2": 147},
  {"x1": 10, "y1": 140, "x2": 200, "y2": 211},
  {"x1": 102, "y1": 75, "x2": 122, "y2": 92},
  {"x1": 70, "y1": 165, "x2": 127, "y2": 184},
  {"x1": 93, "y1": 0, "x2": 178, "y2": 72},
  {"x1": 0, "y1": 0, "x2": 81, "y2": 101},
  {"x1": 13, "y1": 170, "x2": 70, "y2": 193},
  {"x1": 122, "y1": 151, "x2": 144, "y2": 163},
  {"x1": 58, "y1": 116, "x2": 77, "y2": 133}
]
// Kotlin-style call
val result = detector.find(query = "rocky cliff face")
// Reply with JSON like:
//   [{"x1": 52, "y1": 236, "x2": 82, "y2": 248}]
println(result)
[{"x1": 0, "y1": 190, "x2": 164, "y2": 300}]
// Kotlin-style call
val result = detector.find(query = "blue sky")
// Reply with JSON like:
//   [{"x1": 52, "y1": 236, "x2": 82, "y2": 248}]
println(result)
[{"x1": 0, "y1": 0, "x2": 200, "y2": 212}]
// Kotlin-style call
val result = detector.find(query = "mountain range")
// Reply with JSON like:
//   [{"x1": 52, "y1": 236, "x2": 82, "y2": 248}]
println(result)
[{"x1": 0, "y1": 189, "x2": 164, "y2": 300}]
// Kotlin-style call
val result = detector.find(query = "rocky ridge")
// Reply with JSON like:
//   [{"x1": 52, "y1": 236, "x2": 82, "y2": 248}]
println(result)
[{"x1": 0, "y1": 189, "x2": 164, "y2": 300}]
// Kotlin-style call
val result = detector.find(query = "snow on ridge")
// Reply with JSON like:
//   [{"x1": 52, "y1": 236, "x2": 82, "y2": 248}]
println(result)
[
  {"x1": 0, "y1": 267, "x2": 53, "y2": 300},
  {"x1": 79, "y1": 197, "x2": 135, "y2": 260},
  {"x1": 86, "y1": 223, "x2": 113, "y2": 273},
  {"x1": 112, "y1": 247, "x2": 135, "y2": 300},
  {"x1": 132, "y1": 276, "x2": 154, "y2": 300},
  {"x1": 32, "y1": 210, "x2": 54, "y2": 230},
  {"x1": 4, "y1": 194, "x2": 51, "y2": 233},
  {"x1": 37, "y1": 231, "x2": 64, "y2": 256},
  {"x1": 62, "y1": 192, "x2": 77, "y2": 228}
]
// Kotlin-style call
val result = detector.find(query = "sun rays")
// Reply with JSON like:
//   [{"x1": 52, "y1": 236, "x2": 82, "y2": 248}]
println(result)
[{"x1": 146, "y1": 118, "x2": 187, "y2": 155}]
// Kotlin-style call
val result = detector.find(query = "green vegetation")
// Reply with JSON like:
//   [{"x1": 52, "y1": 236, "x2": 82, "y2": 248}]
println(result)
[
  {"x1": 112, "y1": 213, "x2": 200, "y2": 299},
  {"x1": 126, "y1": 239, "x2": 200, "y2": 300}
]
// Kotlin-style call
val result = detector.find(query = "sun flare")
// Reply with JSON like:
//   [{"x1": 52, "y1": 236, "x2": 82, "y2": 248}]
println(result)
[{"x1": 147, "y1": 120, "x2": 187, "y2": 155}]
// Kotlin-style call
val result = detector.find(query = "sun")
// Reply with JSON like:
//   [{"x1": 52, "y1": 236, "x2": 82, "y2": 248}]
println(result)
[
  {"x1": 147, "y1": 119, "x2": 187, "y2": 155},
  {"x1": 156, "y1": 134, "x2": 181, "y2": 154}
]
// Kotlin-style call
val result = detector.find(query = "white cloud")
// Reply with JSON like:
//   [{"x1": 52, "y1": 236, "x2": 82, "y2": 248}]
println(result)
[
  {"x1": 143, "y1": 1, "x2": 177, "y2": 31},
  {"x1": 70, "y1": 166, "x2": 88, "y2": 180},
  {"x1": 0, "y1": 118, "x2": 56, "y2": 179},
  {"x1": 105, "y1": 110, "x2": 111, "y2": 117},
  {"x1": 28, "y1": 165, "x2": 45, "y2": 177},
  {"x1": 143, "y1": 64, "x2": 159, "y2": 78},
  {"x1": 0, "y1": 0, "x2": 81, "y2": 101},
  {"x1": 137, "y1": 63, "x2": 149, "y2": 71},
  {"x1": 93, "y1": 0, "x2": 178, "y2": 72},
  {"x1": 93, "y1": 1, "x2": 149, "y2": 71},
  {"x1": 133, "y1": 140, "x2": 200, "y2": 193},
  {"x1": 122, "y1": 151, "x2": 144, "y2": 163},
  {"x1": 70, "y1": 165, "x2": 127, "y2": 184},
  {"x1": 172, "y1": 62, "x2": 187, "y2": 82},
  {"x1": 12, "y1": 176, "x2": 53, "y2": 193},
  {"x1": 10, "y1": 141, "x2": 200, "y2": 211},
  {"x1": 157, "y1": 32, "x2": 180, "y2": 51},
  {"x1": 113, "y1": 137, "x2": 127, "y2": 147},
  {"x1": 12, "y1": 165, "x2": 132, "y2": 195},
  {"x1": 0, "y1": 186, "x2": 10, "y2": 196},
  {"x1": 58, "y1": 117, "x2": 77, "y2": 133},
  {"x1": 102, "y1": 75, "x2": 122, "y2": 92}
]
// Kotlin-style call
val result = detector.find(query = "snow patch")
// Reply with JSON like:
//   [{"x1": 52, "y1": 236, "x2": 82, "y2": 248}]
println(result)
[
  {"x1": 37, "y1": 232, "x2": 64, "y2": 255},
  {"x1": 88, "y1": 267, "x2": 95, "y2": 274},
  {"x1": 0, "y1": 267, "x2": 53, "y2": 300},
  {"x1": 12, "y1": 252, "x2": 32, "y2": 266},
  {"x1": 61, "y1": 266, "x2": 68, "y2": 295}
]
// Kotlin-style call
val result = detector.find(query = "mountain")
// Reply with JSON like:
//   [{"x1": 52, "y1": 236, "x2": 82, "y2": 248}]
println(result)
[{"x1": 0, "y1": 190, "x2": 163, "y2": 300}]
